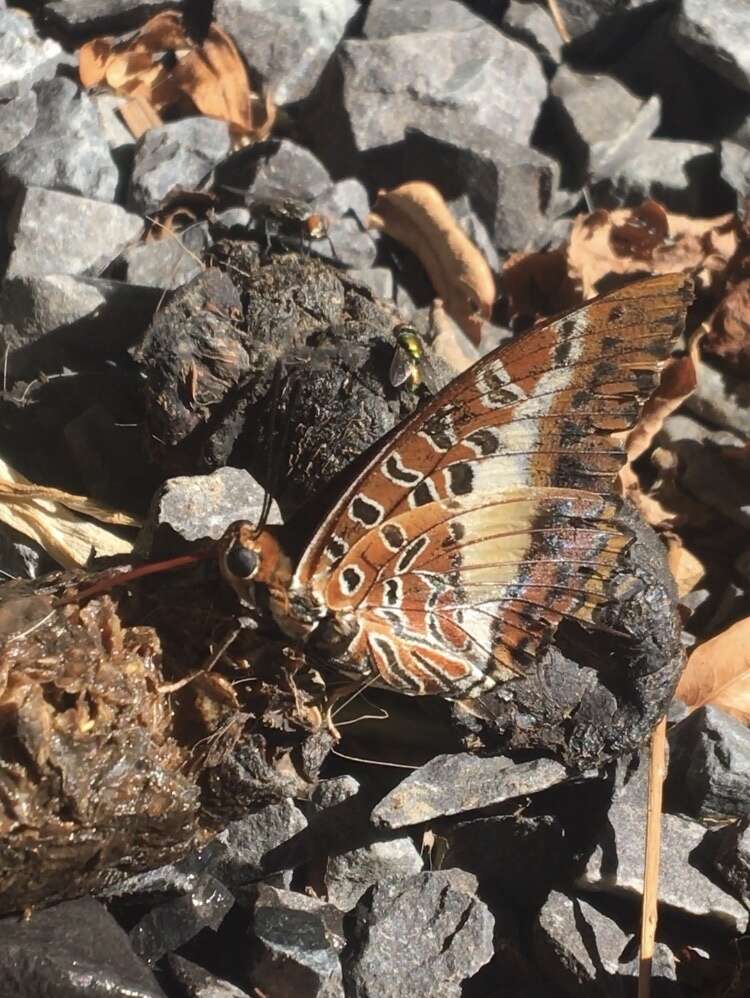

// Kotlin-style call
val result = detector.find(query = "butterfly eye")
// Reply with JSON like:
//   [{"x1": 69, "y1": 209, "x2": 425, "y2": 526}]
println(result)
[{"x1": 224, "y1": 545, "x2": 259, "y2": 580}]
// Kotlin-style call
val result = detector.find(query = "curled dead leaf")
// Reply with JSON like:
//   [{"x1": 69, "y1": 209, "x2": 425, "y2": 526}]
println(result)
[
  {"x1": 0, "y1": 457, "x2": 138, "y2": 569},
  {"x1": 366, "y1": 182, "x2": 496, "y2": 346},
  {"x1": 501, "y1": 248, "x2": 581, "y2": 327},
  {"x1": 78, "y1": 12, "x2": 275, "y2": 143},
  {"x1": 676, "y1": 617, "x2": 750, "y2": 724},
  {"x1": 568, "y1": 200, "x2": 737, "y2": 299},
  {"x1": 665, "y1": 534, "x2": 706, "y2": 598}
]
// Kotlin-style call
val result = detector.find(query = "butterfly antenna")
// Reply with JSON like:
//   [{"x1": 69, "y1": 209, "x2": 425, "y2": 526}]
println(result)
[{"x1": 254, "y1": 361, "x2": 283, "y2": 537}]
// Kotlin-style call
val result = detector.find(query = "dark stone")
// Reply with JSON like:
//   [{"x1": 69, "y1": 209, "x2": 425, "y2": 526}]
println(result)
[
  {"x1": 129, "y1": 874, "x2": 234, "y2": 965},
  {"x1": 0, "y1": 523, "x2": 54, "y2": 579},
  {"x1": 597, "y1": 139, "x2": 730, "y2": 216},
  {"x1": 129, "y1": 118, "x2": 233, "y2": 215},
  {"x1": 0, "y1": 274, "x2": 160, "y2": 380},
  {"x1": 311, "y1": 178, "x2": 377, "y2": 269},
  {"x1": 0, "y1": 8, "x2": 62, "y2": 101},
  {"x1": 394, "y1": 124, "x2": 559, "y2": 255},
  {"x1": 204, "y1": 798, "x2": 309, "y2": 894},
  {"x1": 578, "y1": 756, "x2": 747, "y2": 933},
  {"x1": 0, "y1": 898, "x2": 166, "y2": 997},
  {"x1": 248, "y1": 904, "x2": 345, "y2": 997},
  {"x1": 101, "y1": 854, "x2": 210, "y2": 905},
  {"x1": 708, "y1": 820, "x2": 750, "y2": 908},
  {"x1": 371, "y1": 753, "x2": 568, "y2": 828},
  {"x1": 667, "y1": 706, "x2": 750, "y2": 821},
  {"x1": 548, "y1": 65, "x2": 660, "y2": 187},
  {"x1": 343, "y1": 870, "x2": 494, "y2": 998},
  {"x1": 534, "y1": 890, "x2": 678, "y2": 997},
  {"x1": 215, "y1": 0, "x2": 359, "y2": 105},
  {"x1": 304, "y1": 24, "x2": 546, "y2": 178},
  {"x1": 0, "y1": 78, "x2": 118, "y2": 202},
  {"x1": 137, "y1": 466, "x2": 281, "y2": 558},
  {"x1": 687, "y1": 359, "x2": 750, "y2": 438},
  {"x1": 168, "y1": 954, "x2": 249, "y2": 998},
  {"x1": 672, "y1": 0, "x2": 750, "y2": 93},
  {"x1": 251, "y1": 884, "x2": 346, "y2": 952},
  {"x1": 45, "y1": 0, "x2": 185, "y2": 34},
  {"x1": 324, "y1": 835, "x2": 423, "y2": 911},
  {"x1": 123, "y1": 222, "x2": 211, "y2": 289},
  {"x1": 362, "y1": 0, "x2": 486, "y2": 37},
  {"x1": 6, "y1": 186, "x2": 144, "y2": 278},
  {"x1": 220, "y1": 139, "x2": 333, "y2": 205},
  {"x1": 442, "y1": 813, "x2": 566, "y2": 909}
]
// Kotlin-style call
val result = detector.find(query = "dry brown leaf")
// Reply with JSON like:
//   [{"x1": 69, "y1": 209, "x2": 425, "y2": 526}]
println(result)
[
  {"x1": 366, "y1": 182, "x2": 496, "y2": 345},
  {"x1": 501, "y1": 248, "x2": 581, "y2": 326},
  {"x1": 0, "y1": 457, "x2": 137, "y2": 569},
  {"x1": 568, "y1": 201, "x2": 737, "y2": 299},
  {"x1": 676, "y1": 617, "x2": 750, "y2": 723},
  {"x1": 78, "y1": 12, "x2": 274, "y2": 143},
  {"x1": 665, "y1": 534, "x2": 706, "y2": 597}
]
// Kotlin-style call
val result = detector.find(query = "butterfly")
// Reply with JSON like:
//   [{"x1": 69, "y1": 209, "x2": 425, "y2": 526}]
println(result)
[{"x1": 218, "y1": 274, "x2": 693, "y2": 699}]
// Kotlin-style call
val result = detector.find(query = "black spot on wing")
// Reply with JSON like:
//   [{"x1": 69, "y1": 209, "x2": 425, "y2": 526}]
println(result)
[
  {"x1": 351, "y1": 496, "x2": 382, "y2": 526},
  {"x1": 447, "y1": 462, "x2": 473, "y2": 496}
]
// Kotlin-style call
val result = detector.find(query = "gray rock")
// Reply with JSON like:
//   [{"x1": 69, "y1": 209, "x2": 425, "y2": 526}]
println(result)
[
  {"x1": 129, "y1": 117, "x2": 233, "y2": 214},
  {"x1": 0, "y1": 897, "x2": 166, "y2": 997},
  {"x1": 215, "y1": 0, "x2": 359, "y2": 105},
  {"x1": 534, "y1": 890, "x2": 678, "y2": 997},
  {"x1": 347, "y1": 268, "x2": 394, "y2": 301},
  {"x1": 46, "y1": 0, "x2": 185, "y2": 34},
  {"x1": 372, "y1": 753, "x2": 568, "y2": 828},
  {"x1": 252, "y1": 884, "x2": 346, "y2": 953},
  {"x1": 709, "y1": 820, "x2": 750, "y2": 908},
  {"x1": 0, "y1": 273, "x2": 160, "y2": 379},
  {"x1": 123, "y1": 222, "x2": 211, "y2": 289},
  {"x1": 443, "y1": 813, "x2": 566, "y2": 909},
  {"x1": 206, "y1": 798, "x2": 308, "y2": 892},
  {"x1": 325, "y1": 836, "x2": 423, "y2": 911},
  {"x1": 210, "y1": 206, "x2": 252, "y2": 238},
  {"x1": 138, "y1": 466, "x2": 282, "y2": 558},
  {"x1": 551, "y1": 0, "x2": 657, "y2": 44},
  {"x1": 0, "y1": 89, "x2": 37, "y2": 157},
  {"x1": 344, "y1": 870, "x2": 494, "y2": 998},
  {"x1": 311, "y1": 179, "x2": 377, "y2": 269},
  {"x1": 130, "y1": 874, "x2": 234, "y2": 965},
  {"x1": 6, "y1": 187, "x2": 144, "y2": 278},
  {"x1": 722, "y1": 141, "x2": 750, "y2": 207},
  {"x1": 0, "y1": 78, "x2": 118, "y2": 202},
  {"x1": 404, "y1": 124, "x2": 560, "y2": 254},
  {"x1": 658, "y1": 412, "x2": 750, "y2": 531},
  {"x1": 578, "y1": 757, "x2": 748, "y2": 934},
  {"x1": 312, "y1": 25, "x2": 547, "y2": 175},
  {"x1": 94, "y1": 93, "x2": 136, "y2": 152},
  {"x1": 549, "y1": 65, "x2": 660, "y2": 185},
  {"x1": 307, "y1": 775, "x2": 374, "y2": 852},
  {"x1": 601, "y1": 139, "x2": 724, "y2": 215},
  {"x1": 668, "y1": 706, "x2": 750, "y2": 821},
  {"x1": 688, "y1": 358, "x2": 750, "y2": 438},
  {"x1": 673, "y1": 0, "x2": 750, "y2": 93},
  {"x1": 503, "y1": 0, "x2": 563, "y2": 68},
  {"x1": 363, "y1": 0, "x2": 486, "y2": 37},
  {"x1": 249, "y1": 905, "x2": 345, "y2": 998},
  {"x1": 101, "y1": 856, "x2": 207, "y2": 905},
  {"x1": 238, "y1": 139, "x2": 333, "y2": 204},
  {"x1": 0, "y1": 8, "x2": 62, "y2": 101},
  {"x1": 168, "y1": 955, "x2": 249, "y2": 998}
]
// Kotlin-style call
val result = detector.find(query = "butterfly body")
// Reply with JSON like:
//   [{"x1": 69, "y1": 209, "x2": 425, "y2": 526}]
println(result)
[{"x1": 220, "y1": 274, "x2": 693, "y2": 700}]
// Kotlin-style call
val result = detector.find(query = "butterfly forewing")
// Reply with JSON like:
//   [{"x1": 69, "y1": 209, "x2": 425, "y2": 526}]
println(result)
[{"x1": 294, "y1": 274, "x2": 693, "y2": 696}]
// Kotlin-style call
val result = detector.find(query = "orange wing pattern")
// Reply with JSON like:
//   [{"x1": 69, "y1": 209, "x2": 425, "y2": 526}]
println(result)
[{"x1": 291, "y1": 274, "x2": 693, "y2": 695}]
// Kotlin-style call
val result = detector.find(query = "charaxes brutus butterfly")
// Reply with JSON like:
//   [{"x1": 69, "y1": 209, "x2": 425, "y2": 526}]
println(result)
[{"x1": 219, "y1": 273, "x2": 693, "y2": 699}]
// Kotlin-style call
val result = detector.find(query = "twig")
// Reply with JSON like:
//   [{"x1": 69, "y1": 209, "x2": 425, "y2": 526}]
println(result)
[
  {"x1": 638, "y1": 715, "x2": 667, "y2": 998},
  {"x1": 547, "y1": 0, "x2": 572, "y2": 43}
]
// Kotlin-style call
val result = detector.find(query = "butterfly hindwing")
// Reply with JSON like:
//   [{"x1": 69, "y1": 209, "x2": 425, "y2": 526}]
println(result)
[{"x1": 295, "y1": 274, "x2": 693, "y2": 695}]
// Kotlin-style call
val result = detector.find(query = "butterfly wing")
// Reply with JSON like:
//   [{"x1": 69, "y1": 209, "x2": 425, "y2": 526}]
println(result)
[{"x1": 294, "y1": 274, "x2": 693, "y2": 695}]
